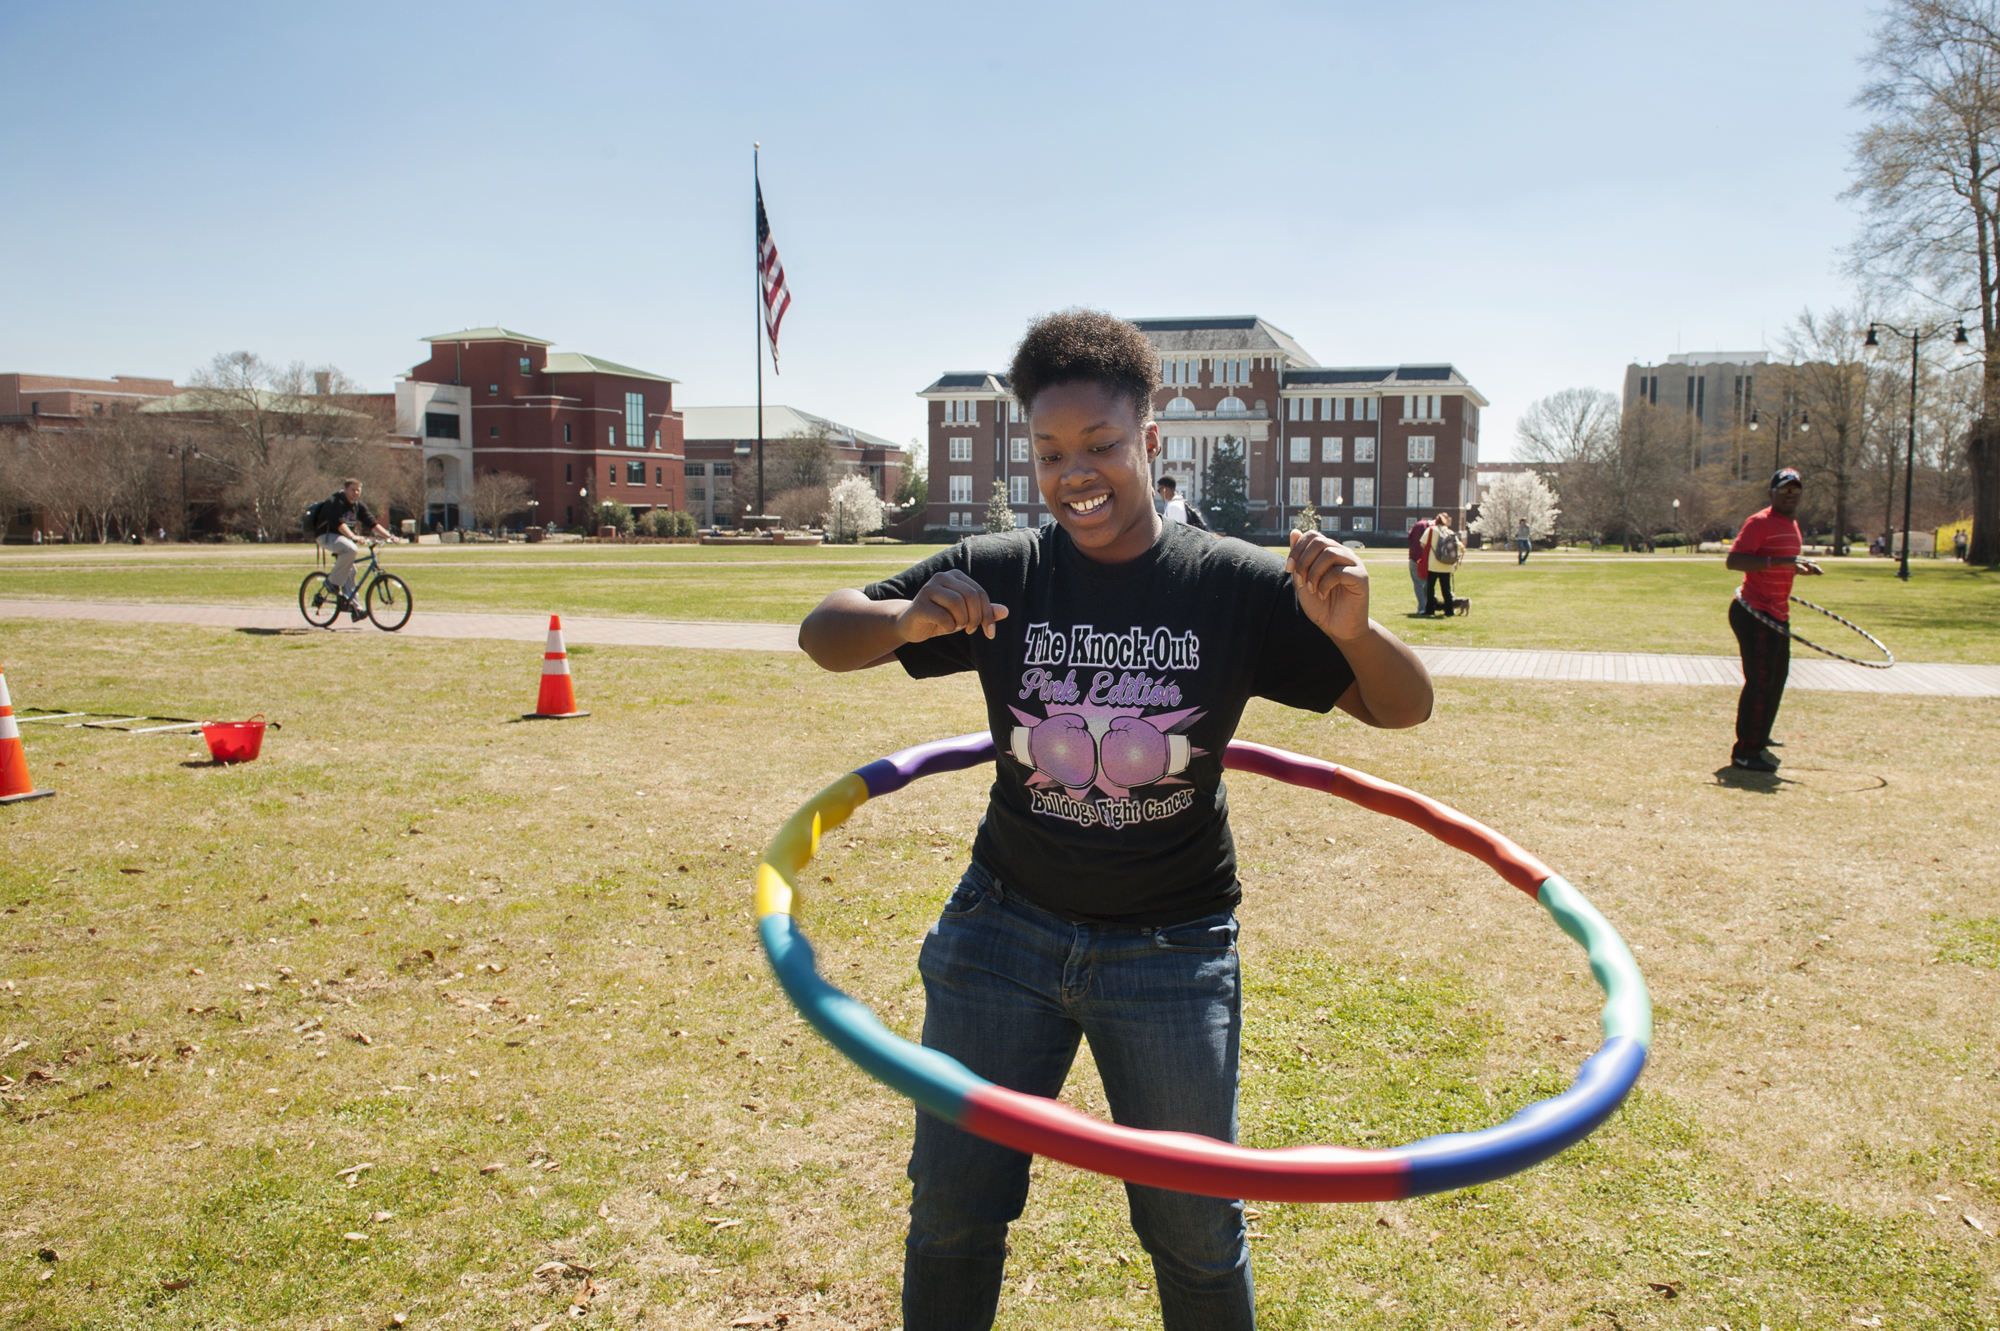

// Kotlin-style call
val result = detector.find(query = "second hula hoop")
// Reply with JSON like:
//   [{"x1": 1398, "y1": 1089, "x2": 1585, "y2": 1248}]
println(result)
[
  {"x1": 753, "y1": 734, "x2": 1651, "y2": 1203},
  {"x1": 1736, "y1": 592, "x2": 1895, "y2": 668}
]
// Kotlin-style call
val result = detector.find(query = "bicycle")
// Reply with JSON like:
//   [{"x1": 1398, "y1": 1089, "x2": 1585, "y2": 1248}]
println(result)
[{"x1": 299, "y1": 541, "x2": 413, "y2": 631}]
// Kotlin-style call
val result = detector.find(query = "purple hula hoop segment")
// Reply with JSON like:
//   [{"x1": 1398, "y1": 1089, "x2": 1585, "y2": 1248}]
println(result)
[{"x1": 754, "y1": 734, "x2": 1651, "y2": 1203}]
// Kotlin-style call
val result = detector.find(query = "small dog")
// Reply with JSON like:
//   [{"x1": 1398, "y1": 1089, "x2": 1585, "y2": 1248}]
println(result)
[{"x1": 1450, "y1": 596, "x2": 1471, "y2": 616}]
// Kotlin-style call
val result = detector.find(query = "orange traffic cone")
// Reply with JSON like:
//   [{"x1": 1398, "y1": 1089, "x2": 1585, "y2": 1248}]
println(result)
[
  {"x1": 523, "y1": 615, "x2": 590, "y2": 720},
  {"x1": 0, "y1": 666, "x2": 55, "y2": 804}
]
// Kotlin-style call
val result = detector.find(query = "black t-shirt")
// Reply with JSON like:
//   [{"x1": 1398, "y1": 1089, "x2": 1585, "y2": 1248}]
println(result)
[
  {"x1": 332, "y1": 494, "x2": 375, "y2": 535},
  {"x1": 863, "y1": 521, "x2": 1356, "y2": 925}
]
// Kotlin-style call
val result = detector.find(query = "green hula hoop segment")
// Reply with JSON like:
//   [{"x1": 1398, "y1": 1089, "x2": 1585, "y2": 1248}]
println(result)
[{"x1": 754, "y1": 734, "x2": 1651, "y2": 1203}]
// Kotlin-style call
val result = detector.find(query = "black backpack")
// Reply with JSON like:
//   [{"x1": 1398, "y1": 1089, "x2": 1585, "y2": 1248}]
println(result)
[{"x1": 304, "y1": 495, "x2": 340, "y2": 537}]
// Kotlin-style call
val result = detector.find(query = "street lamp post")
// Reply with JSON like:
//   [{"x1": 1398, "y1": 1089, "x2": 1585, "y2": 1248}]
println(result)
[
  {"x1": 1865, "y1": 320, "x2": 1970, "y2": 581},
  {"x1": 1747, "y1": 397, "x2": 1808, "y2": 476}
]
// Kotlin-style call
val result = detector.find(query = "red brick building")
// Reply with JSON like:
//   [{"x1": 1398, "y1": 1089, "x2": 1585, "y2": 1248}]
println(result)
[
  {"x1": 2, "y1": 373, "x2": 186, "y2": 540},
  {"x1": 400, "y1": 327, "x2": 683, "y2": 530},
  {"x1": 679, "y1": 405, "x2": 905, "y2": 528},
  {"x1": 916, "y1": 316, "x2": 1485, "y2": 542}
]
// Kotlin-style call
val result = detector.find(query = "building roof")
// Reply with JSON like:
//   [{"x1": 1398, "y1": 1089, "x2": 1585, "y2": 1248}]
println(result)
[
  {"x1": 138, "y1": 388, "x2": 372, "y2": 419},
  {"x1": 543, "y1": 351, "x2": 678, "y2": 384},
  {"x1": 919, "y1": 372, "x2": 1012, "y2": 395},
  {"x1": 681, "y1": 404, "x2": 903, "y2": 452},
  {"x1": 1131, "y1": 316, "x2": 1319, "y2": 367},
  {"x1": 1663, "y1": 351, "x2": 1768, "y2": 366},
  {"x1": 423, "y1": 327, "x2": 556, "y2": 347},
  {"x1": 1283, "y1": 364, "x2": 1489, "y2": 407}
]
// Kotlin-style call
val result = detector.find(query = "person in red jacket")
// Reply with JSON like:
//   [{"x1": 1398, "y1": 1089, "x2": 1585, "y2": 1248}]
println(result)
[
  {"x1": 1406, "y1": 515, "x2": 1432, "y2": 615},
  {"x1": 1723, "y1": 468, "x2": 1821, "y2": 771}
]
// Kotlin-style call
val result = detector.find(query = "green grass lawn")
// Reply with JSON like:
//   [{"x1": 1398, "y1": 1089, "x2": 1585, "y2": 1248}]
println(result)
[
  {"x1": 4, "y1": 541, "x2": 1998, "y2": 664},
  {"x1": 1, "y1": 618, "x2": 1994, "y2": 1329}
]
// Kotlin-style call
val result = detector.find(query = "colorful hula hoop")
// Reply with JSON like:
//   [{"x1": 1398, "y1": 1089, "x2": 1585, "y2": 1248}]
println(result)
[
  {"x1": 753, "y1": 735, "x2": 1651, "y2": 1203},
  {"x1": 1736, "y1": 591, "x2": 1895, "y2": 668}
]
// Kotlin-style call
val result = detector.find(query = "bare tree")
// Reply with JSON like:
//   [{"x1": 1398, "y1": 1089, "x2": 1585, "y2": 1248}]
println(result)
[
  {"x1": 1515, "y1": 388, "x2": 1621, "y2": 467},
  {"x1": 1616, "y1": 405, "x2": 1688, "y2": 548},
  {"x1": 774, "y1": 420, "x2": 839, "y2": 492},
  {"x1": 1515, "y1": 388, "x2": 1620, "y2": 540},
  {"x1": 1848, "y1": 0, "x2": 2000, "y2": 561},
  {"x1": 470, "y1": 469, "x2": 536, "y2": 533},
  {"x1": 768, "y1": 485, "x2": 829, "y2": 530},
  {"x1": 1781, "y1": 308, "x2": 1877, "y2": 552},
  {"x1": 177, "y1": 352, "x2": 389, "y2": 537}
]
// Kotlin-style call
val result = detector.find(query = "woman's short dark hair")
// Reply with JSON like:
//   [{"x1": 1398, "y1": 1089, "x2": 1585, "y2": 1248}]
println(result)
[{"x1": 1008, "y1": 309, "x2": 1159, "y2": 424}]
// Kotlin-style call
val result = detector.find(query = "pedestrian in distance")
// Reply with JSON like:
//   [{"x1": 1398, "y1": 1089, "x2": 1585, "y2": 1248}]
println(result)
[
  {"x1": 1154, "y1": 474, "x2": 1210, "y2": 530},
  {"x1": 1406, "y1": 514, "x2": 1433, "y2": 614},
  {"x1": 1423, "y1": 512, "x2": 1462, "y2": 616},
  {"x1": 1954, "y1": 528, "x2": 1969, "y2": 561},
  {"x1": 311, "y1": 478, "x2": 399, "y2": 622},
  {"x1": 1515, "y1": 517, "x2": 1532, "y2": 565},
  {"x1": 1724, "y1": 468, "x2": 1821, "y2": 772},
  {"x1": 798, "y1": 309, "x2": 1434, "y2": 1331}
]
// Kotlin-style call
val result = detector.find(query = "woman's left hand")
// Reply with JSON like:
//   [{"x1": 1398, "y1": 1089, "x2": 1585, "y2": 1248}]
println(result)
[{"x1": 1287, "y1": 530, "x2": 1370, "y2": 642}]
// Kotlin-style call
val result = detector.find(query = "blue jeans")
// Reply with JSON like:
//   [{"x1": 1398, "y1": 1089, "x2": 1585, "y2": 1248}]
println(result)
[{"x1": 904, "y1": 861, "x2": 1253, "y2": 1331}]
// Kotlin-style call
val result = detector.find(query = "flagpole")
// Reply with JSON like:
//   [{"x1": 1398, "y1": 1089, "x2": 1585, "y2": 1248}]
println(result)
[{"x1": 754, "y1": 142, "x2": 766, "y2": 521}]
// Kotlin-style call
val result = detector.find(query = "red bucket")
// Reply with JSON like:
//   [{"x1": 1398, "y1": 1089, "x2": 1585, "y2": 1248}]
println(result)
[{"x1": 201, "y1": 716, "x2": 268, "y2": 764}]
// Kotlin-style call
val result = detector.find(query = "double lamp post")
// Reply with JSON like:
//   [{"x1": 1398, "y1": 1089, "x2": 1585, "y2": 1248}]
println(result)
[{"x1": 1865, "y1": 319, "x2": 1969, "y2": 581}]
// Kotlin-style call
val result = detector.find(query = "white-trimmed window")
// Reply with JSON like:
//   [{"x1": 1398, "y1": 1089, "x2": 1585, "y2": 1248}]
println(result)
[
  {"x1": 1407, "y1": 436, "x2": 1436, "y2": 462},
  {"x1": 948, "y1": 474, "x2": 973, "y2": 503},
  {"x1": 1217, "y1": 396, "x2": 1245, "y2": 413},
  {"x1": 1008, "y1": 400, "x2": 1023, "y2": 422},
  {"x1": 1354, "y1": 437, "x2": 1376, "y2": 463},
  {"x1": 1406, "y1": 475, "x2": 1435, "y2": 506},
  {"x1": 1353, "y1": 477, "x2": 1375, "y2": 506},
  {"x1": 1321, "y1": 437, "x2": 1342, "y2": 463},
  {"x1": 1289, "y1": 437, "x2": 1311, "y2": 463},
  {"x1": 947, "y1": 510, "x2": 964, "y2": 529},
  {"x1": 1321, "y1": 476, "x2": 1342, "y2": 506},
  {"x1": 1319, "y1": 398, "x2": 1334, "y2": 421},
  {"x1": 1288, "y1": 476, "x2": 1311, "y2": 506},
  {"x1": 1165, "y1": 437, "x2": 1194, "y2": 461},
  {"x1": 1361, "y1": 397, "x2": 1379, "y2": 422},
  {"x1": 1333, "y1": 397, "x2": 1348, "y2": 421},
  {"x1": 1009, "y1": 475, "x2": 1030, "y2": 504},
  {"x1": 1165, "y1": 396, "x2": 1195, "y2": 414},
  {"x1": 948, "y1": 437, "x2": 972, "y2": 462},
  {"x1": 944, "y1": 398, "x2": 978, "y2": 423},
  {"x1": 1403, "y1": 394, "x2": 1443, "y2": 421},
  {"x1": 1010, "y1": 437, "x2": 1030, "y2": 462},
  {"x1": 1288, "y1": 397, "x2": 1314, "y2": 421}
]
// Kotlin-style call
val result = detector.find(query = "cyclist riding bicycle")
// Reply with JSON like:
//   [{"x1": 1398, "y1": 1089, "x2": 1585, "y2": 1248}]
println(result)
[{"x1": 316, "y1": 478, "x2": 399, "y2": 621}]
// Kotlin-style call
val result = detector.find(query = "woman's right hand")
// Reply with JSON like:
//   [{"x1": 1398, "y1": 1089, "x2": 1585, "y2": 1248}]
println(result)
[{"x1": 895, "y1": 569, "x2": 1009, "y2": 642}]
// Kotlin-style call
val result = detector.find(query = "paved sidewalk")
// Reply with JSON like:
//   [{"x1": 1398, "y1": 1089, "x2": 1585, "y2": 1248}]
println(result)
[{"x1": 4, "y1": 598, "x2": 1997, "y2": 697}]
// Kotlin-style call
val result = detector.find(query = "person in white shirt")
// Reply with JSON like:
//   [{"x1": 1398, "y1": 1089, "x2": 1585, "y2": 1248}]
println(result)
[{"x1": 1154, "y1": 475, "x2": 1209, "y2": 530}]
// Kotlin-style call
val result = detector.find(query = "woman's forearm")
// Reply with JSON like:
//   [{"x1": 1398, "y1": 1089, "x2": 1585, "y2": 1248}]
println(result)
[
  {"x1": 798, "y1": 589, "x2": 910, "y2": 672},
  {"x1": 1336, "y1": 620, "x2": 1434, "y2": 728}
]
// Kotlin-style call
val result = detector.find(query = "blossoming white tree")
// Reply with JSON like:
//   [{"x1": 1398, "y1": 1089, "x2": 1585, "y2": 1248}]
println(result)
[
  {"x1": 824, "y1": 473, "x2": 885, "y2": 543},
  {"x1": 1471, "y1": 471, "x2": 1561, "y2": 544}
]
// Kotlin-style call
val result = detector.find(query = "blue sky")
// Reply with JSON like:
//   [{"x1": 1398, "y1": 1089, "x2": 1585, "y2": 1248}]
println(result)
[{"x1": 1, "y1": 1, "x2": 1881, "y2": 458}]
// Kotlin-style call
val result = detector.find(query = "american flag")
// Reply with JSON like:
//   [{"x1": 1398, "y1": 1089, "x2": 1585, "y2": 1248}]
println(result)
[{"x1": 756, "y1": 179, "x2": 792, "y2": 373}]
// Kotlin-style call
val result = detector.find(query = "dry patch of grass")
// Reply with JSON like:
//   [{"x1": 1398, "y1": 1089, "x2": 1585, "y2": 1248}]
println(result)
[{"x1": 0, "y1": 619, "x2": 1995, "y2": 1329}]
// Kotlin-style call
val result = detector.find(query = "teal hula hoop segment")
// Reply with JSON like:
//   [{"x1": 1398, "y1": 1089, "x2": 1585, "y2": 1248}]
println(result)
[{"x1": 754, "y1": 733, "x2": 1651, "y2": 1203}]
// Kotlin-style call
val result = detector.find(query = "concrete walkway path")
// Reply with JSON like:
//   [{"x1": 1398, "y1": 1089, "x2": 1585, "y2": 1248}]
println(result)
[{"x1": 4, "y1": 598, "x2": 1997, "y2": 698}]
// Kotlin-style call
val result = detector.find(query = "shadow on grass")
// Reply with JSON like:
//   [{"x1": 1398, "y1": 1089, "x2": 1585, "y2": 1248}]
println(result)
[
  {"x1": 233, "y1": 627, "x2": 321, "y2": 637},
  {"x1": 1710, "y1": 764, "x2": 1797, "y2": 794}
]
